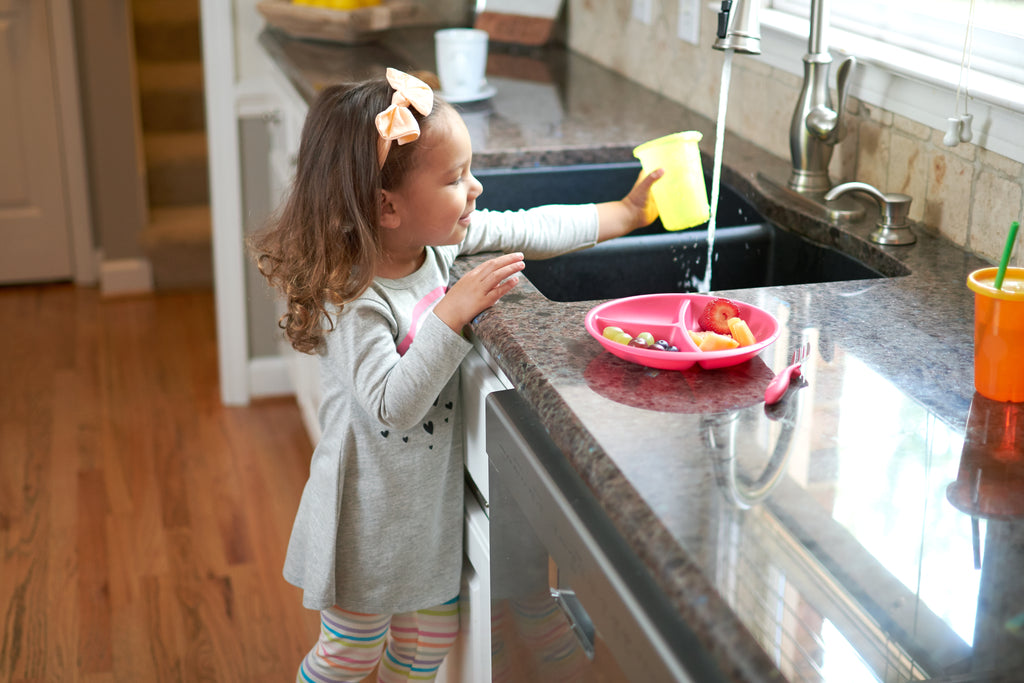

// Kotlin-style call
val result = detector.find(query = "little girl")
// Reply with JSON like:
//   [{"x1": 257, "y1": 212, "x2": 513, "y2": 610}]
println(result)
[{"x1": 250, "y1": 68, "x2": 661, "y2": 683}]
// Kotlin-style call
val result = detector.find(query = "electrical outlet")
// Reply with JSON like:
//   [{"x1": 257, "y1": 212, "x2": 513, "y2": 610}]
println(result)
[
  {"x1": 632, "y1": 0, "x2": 653, "y2": 25},
  {"x1": 677, "y1": 0, "x2": 701, "y2": 45}
]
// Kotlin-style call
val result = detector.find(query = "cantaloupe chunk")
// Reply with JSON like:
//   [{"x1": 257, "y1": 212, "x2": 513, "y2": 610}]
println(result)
[
  {"x1": 687, "y1": 329, "x2": 706, "y2": 347},
  {"x1": 727, "y1": 316, "x2": 757, "y2": 347},
  {"x1": 698, "y1": 331, "x2": 740, "y2": 351}
]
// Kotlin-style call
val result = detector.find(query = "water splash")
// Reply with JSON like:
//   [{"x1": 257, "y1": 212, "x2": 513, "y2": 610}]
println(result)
[{"x1": 699, "y1": 48, "x2": 734, "y2": 293}]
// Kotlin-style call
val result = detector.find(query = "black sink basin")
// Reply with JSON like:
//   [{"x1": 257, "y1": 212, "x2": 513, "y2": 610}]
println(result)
[
  {"x1": 476, "y1": 161, "x2": 761, "y2": 236},
  {"x1": 475, "y1": 162, "x2": 895, "y2": 302}
]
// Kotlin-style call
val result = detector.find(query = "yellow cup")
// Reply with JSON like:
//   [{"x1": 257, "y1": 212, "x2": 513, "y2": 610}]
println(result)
[
  {"x1": 633, "y1": 131, "x2": 710, "y2": 231},
  {"x1": 967, "y1": 267, "x2": 1024, "y2": 402}
]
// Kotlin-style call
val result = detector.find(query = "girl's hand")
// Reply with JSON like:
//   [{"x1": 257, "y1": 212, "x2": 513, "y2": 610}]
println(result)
[
  {"x1": 433, "y1": 252, "x2": 526, "y2": 333},
  {"x1": 625, "y1": 168, "x2": 664, "y2": 226},
  {"x1": 596, "y1": 168, "x2": 664, "y2": 242}
]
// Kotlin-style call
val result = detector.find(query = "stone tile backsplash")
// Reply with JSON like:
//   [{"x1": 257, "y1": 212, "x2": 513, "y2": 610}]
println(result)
[{"x1": 566, "y1": 0, "x2": 1023, "y2": 267}]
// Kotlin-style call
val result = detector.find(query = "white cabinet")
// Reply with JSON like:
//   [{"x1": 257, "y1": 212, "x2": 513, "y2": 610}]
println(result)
[
  {"x1": 460, "y1": 338, "x2": 514, "y2": 504},
  {"x1": 265, "y1": 67, "x2": 306, "y2": 205},
  {"x1": 441, "y1": 485, "x2": 493, "y2": 683},
  {"x1": 260, "y1": 66, "x2": 323, "y2": 440},
  {"x1": 441, "y1": 337, "x2": 512, "y2": 682}
]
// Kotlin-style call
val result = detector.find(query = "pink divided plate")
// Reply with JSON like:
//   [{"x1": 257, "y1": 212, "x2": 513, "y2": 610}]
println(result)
[{"x1": 584, "y1": 293, "x2": 781, "y2": 371}]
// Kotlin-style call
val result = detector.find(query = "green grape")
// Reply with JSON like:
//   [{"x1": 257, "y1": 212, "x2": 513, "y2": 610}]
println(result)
[{"x1": 602, "y1": 326, "x2": 624, "y2": 340}]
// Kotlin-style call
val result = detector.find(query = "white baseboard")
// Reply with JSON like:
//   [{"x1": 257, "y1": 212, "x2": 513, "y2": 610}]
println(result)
[
  {"x1": 248, "y1": 355, "x2": 294, "y2": 398},
  {"x1": 100, "y1": 258, "x2": 153, "y2": 296}
]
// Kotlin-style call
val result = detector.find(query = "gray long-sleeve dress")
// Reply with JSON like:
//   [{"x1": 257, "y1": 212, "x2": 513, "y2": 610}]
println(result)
[{"x1": 283, "y1": 204, "x2": 599, "y2": 613}]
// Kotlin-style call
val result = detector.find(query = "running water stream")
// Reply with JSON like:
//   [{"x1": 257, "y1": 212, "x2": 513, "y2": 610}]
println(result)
[{"x1": 699, "y1": 48, "x2": 734, "y2": 293}]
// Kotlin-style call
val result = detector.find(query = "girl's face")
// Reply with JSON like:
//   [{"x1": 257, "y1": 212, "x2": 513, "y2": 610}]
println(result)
[{"x1": 381, "y1": 108, "x2": 483, "y2": 252}]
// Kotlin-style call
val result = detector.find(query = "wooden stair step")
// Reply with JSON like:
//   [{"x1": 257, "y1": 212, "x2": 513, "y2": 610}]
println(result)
[
  {"x1": 145, "y1": 205, "x2": 211, "y2": 244},
  {"x1": 139, "y1": 88, "x2": 206, "y2": 133},
  {"x1": 144, "y1": 131, "x2": 207, "y2": 163},
  {"x1": 144, "y1": 132, "x2": 209, "y2": 207},
  {"x1": 144, "y1": 205, "x2": 212, "y2": 289},
  {"x1": 131, "y1": 0, "x2": 200, "y2": 25},
  {"x1": 132, "y1": 17, "x2": 201, "y2": 63},
  {"x1": 146, "y1": 167, "x2": 209, "y2": 208},
  {"x1": 137, "y1": 61, "x2": 204, "y2": 93}
]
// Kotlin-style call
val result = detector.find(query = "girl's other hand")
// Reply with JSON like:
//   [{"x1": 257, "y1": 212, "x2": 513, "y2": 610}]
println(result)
[{"x1": 434, "y1": 252, "x2": 526, "y2": 333}]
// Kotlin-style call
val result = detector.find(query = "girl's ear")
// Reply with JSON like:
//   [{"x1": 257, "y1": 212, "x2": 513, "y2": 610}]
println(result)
[{"x1": 379, "y1": 190, "x2": 401, "y2": 230}]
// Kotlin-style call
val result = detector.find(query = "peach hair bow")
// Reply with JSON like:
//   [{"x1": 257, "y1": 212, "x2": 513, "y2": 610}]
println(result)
[{"x1": 374, "y1": 68, "x2": 434, "y2": 167}]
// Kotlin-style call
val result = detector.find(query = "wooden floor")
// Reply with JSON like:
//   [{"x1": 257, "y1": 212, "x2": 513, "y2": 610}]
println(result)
[{"x1": 0, "y1": 284, "x2": 318, "y2": 682}]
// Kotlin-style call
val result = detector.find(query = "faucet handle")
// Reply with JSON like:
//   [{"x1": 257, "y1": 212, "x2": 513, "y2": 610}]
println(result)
[
  {"x1": 824, "y1": 181, "x2": 916, "y2": 245},
  {"x1": 834, "y1": 56, "x2": 856, "y2": 138},
  {"x1": 716, "y1": 1, "x2": 733, "y2": 40},
  {"x1": 806, "y1": 56, "x2": 856, "y2": 142}
]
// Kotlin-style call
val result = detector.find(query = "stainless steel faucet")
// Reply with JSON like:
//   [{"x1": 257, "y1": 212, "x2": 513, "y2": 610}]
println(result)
[
  {"x1": 713, "y1": 0, "x2": 855, "y2": 193},
  {"x1": 715, "y1": 0, "x2": 867, "y2": 222},
  {"x1": 788, "y1": 0, "x2": 856, "y2": 194},
  {"x1": 713, "y1": 0, "x2": 762, "y2": 55}
]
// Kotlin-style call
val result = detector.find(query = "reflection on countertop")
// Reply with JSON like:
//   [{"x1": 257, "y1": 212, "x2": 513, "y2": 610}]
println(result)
[{"x1": 258, "y1": 27, "x2": 1022, "y2": 682}]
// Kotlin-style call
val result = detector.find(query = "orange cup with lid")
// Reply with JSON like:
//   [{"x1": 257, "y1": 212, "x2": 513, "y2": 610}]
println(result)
[{"x1": 968, "y1": 267, "x2": 1024, "y2": 402}]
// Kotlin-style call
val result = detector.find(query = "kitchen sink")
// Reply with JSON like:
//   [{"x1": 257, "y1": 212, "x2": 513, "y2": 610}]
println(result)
[{"x1": 475, "y1": 162, "x2": 902, "y2": 302}]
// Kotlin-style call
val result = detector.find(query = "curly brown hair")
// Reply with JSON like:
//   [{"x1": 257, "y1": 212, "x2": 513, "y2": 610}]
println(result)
[{"x1": 249, "y1": 77, "x2": 451, "y2": 354}]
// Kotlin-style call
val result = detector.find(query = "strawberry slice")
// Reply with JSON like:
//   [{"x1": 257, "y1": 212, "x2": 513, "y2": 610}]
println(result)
[{"x1": 697, "y1": 297, "x2": 741, "y2": 335}]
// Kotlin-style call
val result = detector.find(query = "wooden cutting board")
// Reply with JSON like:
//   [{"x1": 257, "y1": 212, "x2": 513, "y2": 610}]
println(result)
[
  {"x1": 474, "y1": 0, "x2": 564, "y2": 46},
  {"x1": 257, "y1": 0, "x2": 432, "y2": 44}
]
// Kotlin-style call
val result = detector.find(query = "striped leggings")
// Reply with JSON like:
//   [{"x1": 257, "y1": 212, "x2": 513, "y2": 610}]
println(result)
[{"x1": 297, "y1": 598, "x2": 459, "y2": 683}]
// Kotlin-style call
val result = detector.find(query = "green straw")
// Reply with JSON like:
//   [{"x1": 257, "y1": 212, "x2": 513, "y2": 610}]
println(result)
[{"x1": 994, "y1": 220, "x2": 1020, "y2": 290}]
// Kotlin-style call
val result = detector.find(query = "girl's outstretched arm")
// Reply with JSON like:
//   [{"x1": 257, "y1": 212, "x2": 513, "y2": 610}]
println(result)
[
  {"x1": 595, "y1": 168, "x2": 664, "y2": 242},
  {"x1": 433, "y1": 252, "x2": 526, "y2": 333}
]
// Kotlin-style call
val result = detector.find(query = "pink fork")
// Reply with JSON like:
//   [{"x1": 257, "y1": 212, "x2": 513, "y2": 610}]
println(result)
[{"x1": 764, "y1": 342, "x2": 810, "y2": 406}]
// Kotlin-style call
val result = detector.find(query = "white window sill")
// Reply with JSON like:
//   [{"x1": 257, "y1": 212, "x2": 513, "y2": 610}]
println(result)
[{"x1": 755, "y1": 8, "x2": 1024, "y2": 164}]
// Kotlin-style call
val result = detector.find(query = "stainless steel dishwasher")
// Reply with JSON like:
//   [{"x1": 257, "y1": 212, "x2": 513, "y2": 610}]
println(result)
[{"x1": 486, "y1": 389, "x2": 730, "y2": 682}]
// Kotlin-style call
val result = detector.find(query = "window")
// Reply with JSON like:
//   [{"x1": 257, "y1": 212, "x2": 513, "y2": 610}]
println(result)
[
  {"x1": 771, "y1": 0, "x2": 1024, "y2": 84},
  {"x1": 760, "y1": 0, "x2": 1024, "y2": 162}
]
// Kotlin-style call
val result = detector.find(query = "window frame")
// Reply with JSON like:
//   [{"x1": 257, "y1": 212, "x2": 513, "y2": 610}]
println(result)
[
  {"x1": 770, "y1": 0, "x2": 1024, "y2": 84},
  {"x1": 755, "y1": 1, "x2": 1024, "y2": 163}
]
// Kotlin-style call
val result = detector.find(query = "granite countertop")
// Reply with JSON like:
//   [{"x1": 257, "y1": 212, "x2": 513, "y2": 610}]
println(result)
[{"x1": 259, "y1": 27, "x2": 1024, "y2": 682}]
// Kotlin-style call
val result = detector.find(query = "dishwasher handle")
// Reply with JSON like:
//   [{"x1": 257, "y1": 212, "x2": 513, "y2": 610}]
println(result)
[{"x1": 550, "y1": 588, "x2": 596, "y2": 660}]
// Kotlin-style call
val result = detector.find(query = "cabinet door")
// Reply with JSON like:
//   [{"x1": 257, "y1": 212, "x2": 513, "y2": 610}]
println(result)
[
  {"x1": 266, "y1": 69, "x2": 307, "y2": 205},
  {"x1": 460, "y1": 344, "x2": 512, "y2": 506},
  {"x1": 443, "y1": 489, "x2": 491, "y2": 683},
  {"x1": 265, "y1": 69, "x2": 317, "y2": 436}
]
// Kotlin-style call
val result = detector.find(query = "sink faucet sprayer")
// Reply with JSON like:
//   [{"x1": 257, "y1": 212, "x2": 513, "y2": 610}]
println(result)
[{"x1": 713, "y1": 0, "x2": 762, "y2": 55}]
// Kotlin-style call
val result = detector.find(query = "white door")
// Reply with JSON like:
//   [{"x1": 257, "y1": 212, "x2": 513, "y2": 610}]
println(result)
[{"x1": 0, "y1": 0, "x2": 73, "y2": 283}]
